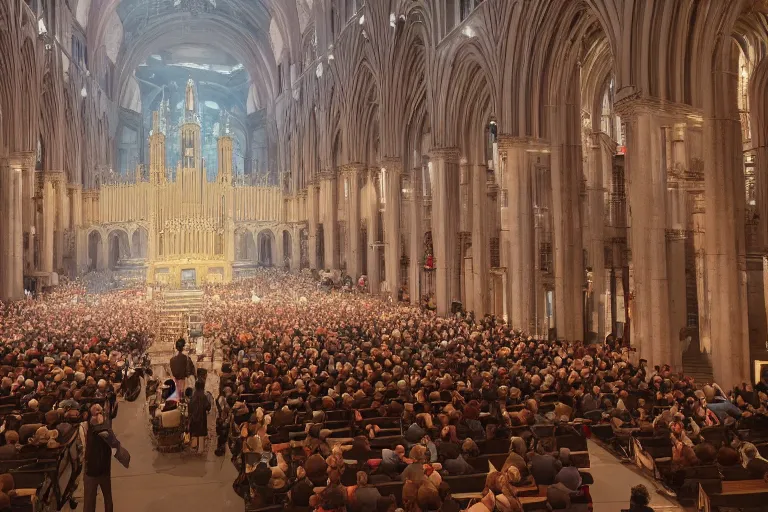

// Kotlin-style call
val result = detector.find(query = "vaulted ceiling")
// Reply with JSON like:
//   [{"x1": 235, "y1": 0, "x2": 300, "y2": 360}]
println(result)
[{"x1": 79, "y1": 0, "x2": 282, "y2": 112}]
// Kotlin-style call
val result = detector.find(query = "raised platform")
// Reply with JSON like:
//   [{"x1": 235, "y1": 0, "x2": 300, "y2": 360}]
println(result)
[{"x1": 147, "y1": 259, "x2": 232, "y2": 287}]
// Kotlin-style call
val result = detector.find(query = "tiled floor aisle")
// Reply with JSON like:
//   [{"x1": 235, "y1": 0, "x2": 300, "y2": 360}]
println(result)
[
  {"x1": 587, "y1": 440, "x2": 684, "y2": 512},
  {"x1": 68, "y1": 396, "x2": 686, "y2": 511}
]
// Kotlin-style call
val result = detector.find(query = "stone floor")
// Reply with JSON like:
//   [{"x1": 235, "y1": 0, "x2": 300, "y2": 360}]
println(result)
[{"x1": 68, "y1": 395, "x2": 685, "y2": 512}]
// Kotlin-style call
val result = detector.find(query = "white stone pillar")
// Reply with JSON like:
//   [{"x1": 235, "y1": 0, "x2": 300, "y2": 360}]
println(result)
[
  {"x1": 666, "y1": 228, "x2": 687, "y2": 371},
  {"x1": 586, "y1": 133, "x2": 614, "y2": 340},
  {"x1": 366, "y1": 169, "x2": 381, "y2": 294},
  {"x1": 41, "y1": 174, "x2": 56, "y2": 274},
  {"x1": 320, "y1": 170, "x2": 338, "y2": 269},
  {"x1": 409, "y1": 167, "x2": 423, "y2": 305},
  {"x1": 604, "y1": 271, "x2": 613, "y2": 338},
  {"x1": 472, "y1": 163, "x2": 489, "y2": 316},
  {"x1": 619, "y1": 106, "x2": 672, "y2": 369},
  {"x1": 704, "y1": 54, "x2": 750, "y2": 385},
  {"x1": 344, "y1": 165, "x2": 363, "y2": 279},
  {"x1": 690, "y1": 192, "x2": 710, "y2": 354},
  {"x1": 430, "y1": 148, "x2": 460, "y2": 316},
  {"x1": 382, "y1": 158, "x2": 402, "y2": 299},
  {"x1": 308, "y1": 182, "x2": 320, "y2": 269}
]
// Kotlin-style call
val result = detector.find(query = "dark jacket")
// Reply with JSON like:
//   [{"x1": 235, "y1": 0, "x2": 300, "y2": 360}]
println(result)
[
  {"x1": 290, "y1": 477, "x2": 314, "y2": 507},
  {"x1": 354, "y1": 485, "x2": 382, "y2": 512},
  {"x1": 170, "y1": 352, "x2": 195, "y2": 380},
  {"x1": 530, "y1": 453, "x2": 562, "y2": 485},
  {"x1": 85, "y1": 421, "x2": 121, "y2": 477},
  {"x1": 188, "y1": 390, "x2": 211, "y2": 437}
]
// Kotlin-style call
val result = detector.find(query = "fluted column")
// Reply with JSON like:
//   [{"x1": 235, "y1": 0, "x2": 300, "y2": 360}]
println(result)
[
  {"x1": 320, "y1": 170, "x2": 338, "y2": 269},
  {"x1": 704, "y1": 52, "x2": 750, "y2": 386},
  {"x1": 291, "y1": 226, "x2": 301, "y2": 271},
  {"x1": 586, "y1": 133, "x2": 614, "y2": 340},
  {"x1": 343, "y1": 164, "x2": 363, "y2": 279},
  {"x1": 382, "y1": 158, "x2": 402, "y2": 299},
  {"x1": 366, "y1": 169, "x2": 381, "y2": 294},
  {"x1": 618, "y1": 102, "x2": 671, "y2": 369},
  {"x1": 430, "y1": 148, "x2": 460, "y2": 316},
  {"x1": 308, "y1": 181, "x2": 320, "y2": 269},
  {"x1": 666, "y1": 228, "x2": 687, "y2": 371},
  {"x1": 409, "y1": 167, "x2": 423, "y2": 305},
  {"x1": 41, "y1": 173, "x2": 59, "y2": 274},
  {"x1": 471, "y1": 163, "x2": 489, "y2": 316}
]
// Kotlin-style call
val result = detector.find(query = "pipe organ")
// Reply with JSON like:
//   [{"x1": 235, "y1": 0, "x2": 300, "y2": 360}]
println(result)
[{"x1": 85, "y1": 80, "x2": 287, "y2": 286}]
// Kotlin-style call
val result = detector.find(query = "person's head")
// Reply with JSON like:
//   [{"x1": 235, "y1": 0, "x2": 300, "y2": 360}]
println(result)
[
  {"x1": 175, "y1": 338, "x2": 186, "y2": 353},
  {"x1": 630, "y1": 485, "x2": 651, "y2": 506},
  {"x1": 195, "y1": 380, "x2": 204, "y2": 392},
  {"x1": 89, "y1": 403, "x2": 104, "y2": 425},
  {"x1": 394, "y1": 445, "x2": 405, "y2": 457},
  {"x1": 356, "y1": 471, "x2": 368, "y2": 486}
]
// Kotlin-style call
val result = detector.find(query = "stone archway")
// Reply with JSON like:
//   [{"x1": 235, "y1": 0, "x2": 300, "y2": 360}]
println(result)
[
  {"x1": 238, "y1": 231, "x2": 257, "y2": 263},
  {"x1": 107, "y1": 229, "x2": 130, "y2": 270},
  {"x1": 256, "y1": 229, "x2": 276, "y2": 266},
  {"x1": 131, "y1": 226, "x2": 149, "y2": 259},
  {"x1": 282, "y1": 230, "x2": 292, "y2": 269},
  {"x1": 88, "y1": 231, "x2": 103, "y2": 271}
]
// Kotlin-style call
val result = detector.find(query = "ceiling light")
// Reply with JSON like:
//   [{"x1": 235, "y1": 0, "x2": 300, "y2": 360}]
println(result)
[
  {"x1": 80, "y1": 86, "x2": 87, "y2": 98},
  {"x1": 359, "y1": 15, "x2": 365, "y2": 25},
  {"x1": 390, "y1": 13, "x2": 396, "y2": 27},
  {"x1": 462, "y1": 26, "x2": 476, "y2": 38},
  {"x1": 316, "y1": 63, "x2": 324, "y2": 78}
]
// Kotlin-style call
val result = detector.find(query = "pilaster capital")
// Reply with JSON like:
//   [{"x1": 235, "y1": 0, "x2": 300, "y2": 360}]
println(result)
[
  {"x1": 82, "y1": 190, "x2": 100, "y2": 200},
  {"x1": 67, "y1": 183, "x2": 83, "y2": 192},
  {"x1": 379, "y1": 157, "x2": 404, "y2": 173},
  {"x1": 339, "y1": 163, "x2": 365, "y2": 175},
  {"x1": 8, "y1": 151, "x2": 36, "y2": 170},
  {"x1": 429, "y1": 147, "x2": 460, "y2": 163},
  {"x1": 44, "y1": 171, "x2": 66, "y2": 184},
  {"x1": 496, "y1": 136, "x2": 549, "y2": 152},
  {"x1": 318, "y1": 169, "x2": 337, "y2": 181},
  {"x1": 298, "y1": 189, "x2": 308, "y2": 199},
  {"x1": 665, "y1": 228, "x2": 687, "y2": 241},
  {"x1": 613, "y1": 93, "x2": 703, "y2": 122}
]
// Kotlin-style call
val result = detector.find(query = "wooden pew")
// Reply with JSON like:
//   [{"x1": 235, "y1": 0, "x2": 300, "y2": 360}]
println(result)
[{"x1": 698, "y1": 479, "x2": 768, "y2": 512}]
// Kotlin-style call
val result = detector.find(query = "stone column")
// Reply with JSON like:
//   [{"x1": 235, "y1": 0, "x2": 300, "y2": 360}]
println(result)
[
  {"x1": 274, "y1": 229, "x2": 284, "y2": 269},
  {"x1": 320, "y1": 170, "x2": 339, "y2": 269},
  {"x1": 430, "y1": 148, "x2": 460, "y2": 316},
  {"x1": 409, "y1": 167, "x2": 423, "y2": 305},
  {"x1": 307, "y1": 181, "x2": 320, "y2": 269},
  {"x1": 703, "y1": 55, "x2": 750, "y2": 385},
  {"x1": 291, "y1": 226, "x2": 301, "y2": 271},
  {"x1": 366, "y1": 169, "x2": 381, "y2": 294},
  {"x1": 604, "y1": 271, "x2": 613, "y2": 337},
  {"x1": 472, "y1": 163, "x2": 489, "y2": 316},
  {"x1": 619, "y1": 105, "x2": 671, "y2": 369},
  {"x1": 549, "y1": 127, "x2": 584, "y2": 341},
  {"x1": 381, "y1": 158, "x2": 402, "y2": 299},
  {"x1": 343, "y1": 164, "x2": 363, "y2": 279},
  {"x1": 666, "y1": 228, "x2": 687, "y2": 371},
  {"x1": 691, "y1": 193, "x2": 710, "y2": 355},
  {"x1": 41, "y1": 173, "x2": 58, "y2": 274},
  {"x1": 53, "y1": 172, "x2": 66, "y2": 272},
  {"x1": 586, "y1": 133, "x2": 614, "y2": 340}
]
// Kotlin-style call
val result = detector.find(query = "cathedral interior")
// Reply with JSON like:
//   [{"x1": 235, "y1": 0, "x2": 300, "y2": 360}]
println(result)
[{"x1": 3, "y1": 0, "x2": 768, "y2": 510}]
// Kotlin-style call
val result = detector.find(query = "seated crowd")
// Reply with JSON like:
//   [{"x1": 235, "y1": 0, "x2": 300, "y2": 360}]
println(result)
[
  {"x1": 202, "y1": 270, "x2": 768, "y2": 511},
  {"x1": 0, "y1": 269, "x2": 766, "y2": 511},
  {"x1": 0, "y1": 278, "x2": 152, "y2": 509}
]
